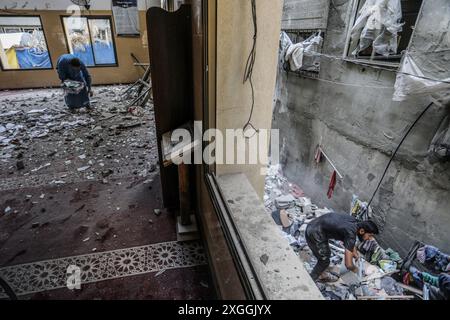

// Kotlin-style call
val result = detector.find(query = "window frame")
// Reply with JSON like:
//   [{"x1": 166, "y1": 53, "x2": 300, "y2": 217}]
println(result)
[
  {"x1": 342, "y1": 0, "x2": 424, "y2": 69},
  {"x1": 201, "y1": 0, "x2": 267, "y2": 299},
  {"x1": 281, "y1": 28, "x2": 325, "y2": 79},
  {"x1": 60, "y1": 15, "x2": 119, "y2": 68},
  {"x1": 0, "y1": 14, "x2": 54, "y2": 72}
]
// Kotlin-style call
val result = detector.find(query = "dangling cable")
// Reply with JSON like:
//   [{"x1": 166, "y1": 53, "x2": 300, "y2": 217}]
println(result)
[
  {"x1": 243, "y1": 0, "x2": 258, "y2": 138},
  {"x1": 367, "y1": 102, "x2": 435, "y2": 209}
]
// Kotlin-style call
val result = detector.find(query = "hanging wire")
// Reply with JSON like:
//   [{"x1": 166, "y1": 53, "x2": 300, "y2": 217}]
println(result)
[
  {"x1": 242, "y1": 0, "x2": 258, "y2": 138},
  {"x1": 287, "y1": 50, "x2": 450, "y2": 85},
  {"x1": 365, "y1": 101, "x2": 435, "y2": 213}
]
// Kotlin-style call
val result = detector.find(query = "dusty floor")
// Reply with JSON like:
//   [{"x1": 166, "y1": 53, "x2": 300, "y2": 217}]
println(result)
[{"x1": 0, "y1": 86, "x2": 214, "y2": 300}]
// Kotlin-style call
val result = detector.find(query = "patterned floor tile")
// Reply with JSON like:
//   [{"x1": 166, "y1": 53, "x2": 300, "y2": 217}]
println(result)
[{"x1": 0, "y1": 240, "x2": 207, "y2": 298}]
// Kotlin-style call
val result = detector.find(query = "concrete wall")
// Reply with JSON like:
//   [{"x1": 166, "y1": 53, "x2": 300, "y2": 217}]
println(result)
[
  {"x1": 215, "y1": 0, "x2": 283, "y2": 198},
  {"x1": 0, "y1": 1, "x2": 161, "y2": 89},
  {"x1": 273, "y1": 0, "x2": 450, "y2": 255}
]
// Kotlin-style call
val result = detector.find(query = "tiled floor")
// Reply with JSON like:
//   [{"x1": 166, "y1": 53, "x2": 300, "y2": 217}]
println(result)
[
  {"x1": 0, "y1": 88, "x2": 215, "y2": 300},
  {"x1": 0, "y1": 240, "x2": 207, "y2": 298}
]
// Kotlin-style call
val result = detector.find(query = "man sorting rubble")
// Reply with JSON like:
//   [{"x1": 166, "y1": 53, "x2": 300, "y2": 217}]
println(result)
[
  {"x1": 56, "y1": 54, "x2": 93, "y2": 112},
  {"x1": 305, "y1": 212, "x2": 379, "y2": 282}
]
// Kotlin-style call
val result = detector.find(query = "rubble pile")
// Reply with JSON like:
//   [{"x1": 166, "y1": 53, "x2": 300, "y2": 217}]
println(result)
[
  {"x1": 0, "y1": 85, "x2": 158, "y2": 194},
  {"x1": 264, "y1": 164, "x2": 410, "y2": 300}
]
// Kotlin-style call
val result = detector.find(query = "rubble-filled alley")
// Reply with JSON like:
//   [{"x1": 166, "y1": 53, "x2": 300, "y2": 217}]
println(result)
[
  {"x1": 0, "y1": 86, "x2": 213, "y2": 299},
  {"x1": 265, "y1": 164, "x2": 449, "y2": 300}
]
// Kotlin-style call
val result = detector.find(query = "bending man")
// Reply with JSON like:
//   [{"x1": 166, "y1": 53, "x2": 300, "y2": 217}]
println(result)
[
  {"x1": 305, "y1": 212, "x2": 379, "y2": 282},
  {"x1": 56, "y1": 54, "x2": 93, "y2": 111}
]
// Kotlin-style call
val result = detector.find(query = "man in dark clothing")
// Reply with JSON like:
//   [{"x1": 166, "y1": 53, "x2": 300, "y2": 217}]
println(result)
[
  {"x1": 305, "y1": 212, "x2": 379, "y2": 282},
  {"x1": 56, "y1": 54, "x2": 93, "y2": 111}
]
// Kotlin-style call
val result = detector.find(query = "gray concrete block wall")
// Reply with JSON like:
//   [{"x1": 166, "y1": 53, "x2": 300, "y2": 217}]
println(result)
[{"x1": 273, "y1": 0, "x2": 450, "y2": 255}]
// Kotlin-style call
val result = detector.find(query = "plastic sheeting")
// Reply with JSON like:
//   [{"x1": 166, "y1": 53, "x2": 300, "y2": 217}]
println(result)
[
  {"x1": 73, "y1": 42, "x2": 116, "y2": 66},
  {"x1": 393, "y1": 53, "x2": 450, "y2": 102},
  {"x1": 72, "y1": 44, "x2": 95, "y2": 67},
  {"x1": 92, "y1": 42, "x2": 116, "y2": 65},
  {"x1": 285, "y1": 43, "x2": 304, "y2": 72},
  {"x1": 301, "y1": 32, "x2": 323, "y2": 72},
  {"x1": 283, "y1": 32, "x2": 323, "y2": 72},
  {"x1": 350, "y1": 0, "x2": 403, "y2": 57},
  {"x1": 15, "y1": 48, "x2": 51, "y2": 69}
]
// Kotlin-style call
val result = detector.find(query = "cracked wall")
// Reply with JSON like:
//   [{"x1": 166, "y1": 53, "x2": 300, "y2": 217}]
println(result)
[{"x1": 273, "y1": 0, "x2": 450, "y2": 255}]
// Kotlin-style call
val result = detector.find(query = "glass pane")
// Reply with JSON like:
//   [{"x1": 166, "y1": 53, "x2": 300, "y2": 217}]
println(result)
[
  {"x1": 62, "y1": 16, "x2": 95, "y2": 66},
  {"x1": 88, "y1": 19, "x2": 116, "y2": 65},
  {"x1": 0, "y1": 16, "x2": 51, "y2": 70}
]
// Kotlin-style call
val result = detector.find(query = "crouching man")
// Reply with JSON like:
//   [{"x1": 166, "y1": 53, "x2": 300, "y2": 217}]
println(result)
[
  {"x1": 56, "y1": 54, "x2": 93, "y2": 112},
  {"x1": 305, "y1": 212, "x2": 379, "y2": 282}
]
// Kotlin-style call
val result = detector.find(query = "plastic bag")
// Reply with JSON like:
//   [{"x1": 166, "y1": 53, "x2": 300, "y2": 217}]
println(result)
[{"x1": 351, "y1": 0, "x2": 403, "y2": 57}]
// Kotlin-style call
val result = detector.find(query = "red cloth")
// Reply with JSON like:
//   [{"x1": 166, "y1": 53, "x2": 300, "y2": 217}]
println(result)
[{"x1": 327, "y1": 170, "x2": 337, "y2": 199}]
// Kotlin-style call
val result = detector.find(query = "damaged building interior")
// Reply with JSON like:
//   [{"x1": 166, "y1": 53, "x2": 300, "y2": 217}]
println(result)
[{"x1": 0, "y1": 0, "x2": 449, "y2": 302}]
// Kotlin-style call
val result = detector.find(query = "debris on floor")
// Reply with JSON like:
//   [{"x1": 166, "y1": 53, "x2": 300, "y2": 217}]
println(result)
[
  {"x1": 0, "y1": 86, "x2": 159, "y2": 193},
  {"x1": 264, "y1": 164, "x2": 436, "y2": 300}
]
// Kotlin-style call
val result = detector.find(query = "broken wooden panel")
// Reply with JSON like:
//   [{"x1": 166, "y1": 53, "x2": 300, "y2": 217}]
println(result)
[{"x1": 147, "y1": 5, "x2": 194, "y2": 209}]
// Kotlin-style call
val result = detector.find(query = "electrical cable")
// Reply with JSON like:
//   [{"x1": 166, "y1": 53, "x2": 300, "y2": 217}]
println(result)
[
  {"x1": 366, "y1": 102, "x2": 435, "y2": 210},
  {"x1": 242, "y1": 0, "x2": 258, "y2": 138},
  {"x1": 287, "y1": 50, "x2": 450, "y2": 85}
]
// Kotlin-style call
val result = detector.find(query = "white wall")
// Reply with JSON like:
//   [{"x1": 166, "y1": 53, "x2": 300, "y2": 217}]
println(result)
[{"x1": 0, "y1": 0, "x2": 161, "y2": 11}]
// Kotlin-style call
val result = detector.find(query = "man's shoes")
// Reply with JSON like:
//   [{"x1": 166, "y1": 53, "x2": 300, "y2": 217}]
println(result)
[
  {"x1": 69, "y1": 108, "x2": 77, "y2": 114},
  {"x1": 317, "y1": 272, "x2": 339, "y2": 283}
]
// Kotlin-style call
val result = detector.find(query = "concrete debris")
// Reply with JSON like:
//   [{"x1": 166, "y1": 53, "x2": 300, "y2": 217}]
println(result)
[
  {"x1": 0, "y1": 86, "x2": 158, "y2": 192},
  {"x1": 265, "y1": 164, "x2": 409, "y2": 301}
]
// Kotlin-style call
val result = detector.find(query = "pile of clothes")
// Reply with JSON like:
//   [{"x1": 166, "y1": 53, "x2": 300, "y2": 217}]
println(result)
[
  {"x1": 358, "y1": 238, "x2": 403, "y2": 273},
  {"x1": 399, "y1": 244, "x2": 450, "y2": 300},
  {"x1": 416, "y1": 245, "x2": 450, "y2": 273}
]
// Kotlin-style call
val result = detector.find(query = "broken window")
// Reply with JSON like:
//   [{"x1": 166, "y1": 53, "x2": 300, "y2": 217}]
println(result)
[
  {"x1": 62, "y1": 16, "x2": 117, "y2": 67},
  {"x1": 346, "y1": 0, "x2": 423, "y2": 65},
  {"x1": 282, "y1": 30, "x2": 324, "y2": 77},
  {"x1": 0, "y1": 16, "x2": 52, "y2": 70}
]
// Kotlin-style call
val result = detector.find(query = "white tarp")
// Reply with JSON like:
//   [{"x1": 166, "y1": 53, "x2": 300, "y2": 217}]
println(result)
[
  {"x1": 393, "y1": 53, "x2": 450, "y2": 102},
  {"x1": 350, "y1": 0, "x2": 403, "y2": 57}
]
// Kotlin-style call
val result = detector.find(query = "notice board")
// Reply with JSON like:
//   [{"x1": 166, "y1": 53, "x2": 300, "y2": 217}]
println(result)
[{"x1": 112, "y1": 0, "x2": 140, "y2": 36}]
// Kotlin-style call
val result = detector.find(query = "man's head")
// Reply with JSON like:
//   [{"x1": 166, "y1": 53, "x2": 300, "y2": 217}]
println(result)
[
  {"x1": 70, "y1": 58, "x2": 81, "y2": 70},
  {"x1": 356, "y1": 220, "x2": 379, "y2": 242}
]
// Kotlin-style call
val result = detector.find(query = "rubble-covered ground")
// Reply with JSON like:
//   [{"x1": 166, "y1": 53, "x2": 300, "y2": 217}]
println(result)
[
  {"x1": 264, "y1": 164, "x2": 409, "y2": 300},
  {"x1": 0, "y1": 86, "x2": 213, "y2": 299},
  {"x1": 0, "y1": 86, "x2": 157, "y2": 191}
]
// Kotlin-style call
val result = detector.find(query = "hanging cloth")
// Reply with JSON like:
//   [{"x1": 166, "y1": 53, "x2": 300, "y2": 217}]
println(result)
[
  {"x1": 6, "y1": 47, "x2": 19, "y2": 69},
  {"x1": 327, "y1": 170, "x2": 337, "y2": 199}
]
